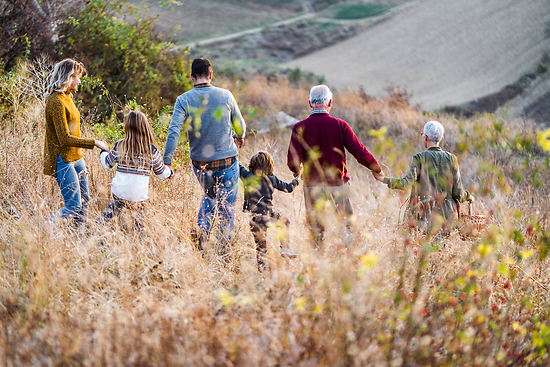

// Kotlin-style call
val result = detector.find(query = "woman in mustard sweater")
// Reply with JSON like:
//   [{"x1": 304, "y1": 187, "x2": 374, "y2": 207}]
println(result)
[{"x1": 44, "y1": 59, "x2": 107, "y2": 224}]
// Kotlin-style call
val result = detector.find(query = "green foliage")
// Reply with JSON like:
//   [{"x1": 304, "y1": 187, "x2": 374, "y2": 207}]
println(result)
[
  {"x1": 287, "y1": 67, "x2": 325, "y2": 86},
  {"x1": 368, "y1": 126, "x2": 395, "y2": 159},
  {"x1": 90, "y1": 99, "x2": 189, "y2": 169},
  {"x1": 532, "y1": 322, "x2": 550, "y2": 357},
  {"x1": 58, "y1": 0, "x2": 192, "y2": 116},
  {"x1": 332, "y1": 3, "x2": 393, "y2": 20}
]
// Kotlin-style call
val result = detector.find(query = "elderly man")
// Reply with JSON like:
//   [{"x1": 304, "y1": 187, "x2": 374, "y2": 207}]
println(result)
[
  {"x1": 164, "y1": 58, "x2": 246, "y2": 256},
  {"x1": 373, "y1": 120, "x2": 473, "y2": 233},
  {"x1": 287, "y1": 85, "x2": 383, "y2": 247}
]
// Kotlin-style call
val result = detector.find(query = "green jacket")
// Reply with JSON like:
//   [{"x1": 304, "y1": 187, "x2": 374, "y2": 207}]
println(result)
[{"x1": 383, "y1": 146, "x2": 471, "y2": 227}]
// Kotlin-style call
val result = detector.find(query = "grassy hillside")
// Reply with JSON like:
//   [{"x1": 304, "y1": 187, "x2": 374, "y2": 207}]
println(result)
[
  {"x1": 283, "y1": 0, "x2": 550, "y2": 110},
  {"x1": 129, "y1": 0, "x2": 302, "y2": 42},
  {"x1": 1, "y1": 60, "x2": 550, "y2": 365}
]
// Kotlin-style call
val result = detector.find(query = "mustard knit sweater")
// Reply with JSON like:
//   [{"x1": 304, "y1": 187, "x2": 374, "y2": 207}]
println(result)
[{"x1": 43, "y1": 91, "x2": 95, "y2": 176}]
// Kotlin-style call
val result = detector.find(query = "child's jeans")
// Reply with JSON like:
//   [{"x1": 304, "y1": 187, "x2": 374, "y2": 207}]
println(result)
[
  {"x1": 49, "y1": 156, "x2": 89, "y2": 225},
  {"x1": 250, "y1": 211, "x2": 290, "y2": 270}
]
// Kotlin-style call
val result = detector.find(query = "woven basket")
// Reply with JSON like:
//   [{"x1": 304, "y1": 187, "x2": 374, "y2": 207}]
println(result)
[{"x1": 457, "y1": 202, "x2": 487, "y2": 238}]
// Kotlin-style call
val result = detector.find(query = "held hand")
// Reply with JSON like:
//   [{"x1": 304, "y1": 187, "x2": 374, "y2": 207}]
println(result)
[
  {"x1": 468, "y1": 194, "x2": 475, "y2": 203},
  {"x1": 95, "y1": 140, "x2": 108, "y2": 151},
  {"x1": 166, "y1": 164, "x2": 175, "y2": 179},
  {"x1": 372, "y1": 170, "x2": 385, "y2": 182},
  {"x1": 292, "y1": 164, "x2": 303, "y2": 178},
  {"x1": 233, "y1": 134, "x2": 244, "y2": 149}
]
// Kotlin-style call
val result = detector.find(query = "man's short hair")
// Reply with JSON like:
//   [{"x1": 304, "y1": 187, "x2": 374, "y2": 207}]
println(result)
[
  {"x1": 423, "y1": 121, "x2": 444, "y2": 142},
  {"x1": 309, "y1": 85, "x2": 333, "y2": 107},
  {"x1": 191, "y1": 58, "x2": 212, "y2": 79}
]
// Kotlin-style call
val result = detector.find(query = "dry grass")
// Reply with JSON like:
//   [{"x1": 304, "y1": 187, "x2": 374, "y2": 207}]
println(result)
[{"x1": 1, "y1": 62, "x2": 550, "y2": 366}]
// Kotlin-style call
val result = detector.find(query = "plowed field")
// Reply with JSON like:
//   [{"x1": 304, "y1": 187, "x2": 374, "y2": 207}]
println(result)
[{"x1": 283, "y1": 0, "x2": 550, "y2": 110}]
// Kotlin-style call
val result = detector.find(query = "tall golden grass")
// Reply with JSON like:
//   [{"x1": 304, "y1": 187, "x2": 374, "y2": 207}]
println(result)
[{"x1": 1, "y1": 60, "x2": 550, "y2": 366}]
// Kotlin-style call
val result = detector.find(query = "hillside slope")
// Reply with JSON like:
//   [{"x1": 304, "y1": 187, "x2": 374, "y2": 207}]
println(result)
[
  {"x1": 500, "y1": 73, "x2": 550, "y2": 126},
  {"x1": 130, "y1": 0, "x2": 300, "y2": 42},
  {"x1": 282, "y1": 0, "x2": 550, "y2": 110}
]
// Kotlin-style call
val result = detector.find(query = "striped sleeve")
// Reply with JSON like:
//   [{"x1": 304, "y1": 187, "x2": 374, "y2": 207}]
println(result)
[
  {"x1": 152, "y1": 146, "x2": 171, "y2": 178},
  {"x1": 101, "y1": 142, "x2": 120, "y2": 169}
]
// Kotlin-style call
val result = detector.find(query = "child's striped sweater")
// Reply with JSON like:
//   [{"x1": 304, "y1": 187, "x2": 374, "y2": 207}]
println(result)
[{"x1": 100, "y1": 141, "x2": 172, "y2": 202}]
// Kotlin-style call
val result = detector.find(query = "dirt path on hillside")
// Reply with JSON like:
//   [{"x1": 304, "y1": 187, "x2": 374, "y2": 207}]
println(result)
[
  {"x1": 177, "y1": 1, "x2": 314, "y2": 49},
  {"x1": 282, "y1": 0, "x2": 550, "y2": 110}
]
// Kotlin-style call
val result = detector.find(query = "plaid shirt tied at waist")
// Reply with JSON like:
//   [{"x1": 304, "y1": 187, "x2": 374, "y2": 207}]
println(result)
[{"x1": 192, "y1": 156, "x2": 236, "y2": 171}]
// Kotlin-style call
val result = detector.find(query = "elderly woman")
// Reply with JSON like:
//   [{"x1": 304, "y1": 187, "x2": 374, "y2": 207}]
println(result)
[
  {"x1": 373, "y1": 120, "x2": 473, "y2": 233},
  {"x1": 44, "y1": 59, "x2": 107, "y2": 225}
]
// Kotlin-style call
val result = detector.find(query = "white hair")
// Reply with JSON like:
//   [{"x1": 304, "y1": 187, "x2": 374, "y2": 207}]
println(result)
[
  {"x1": 423, "y1": 120, "x2": 445, "y2": 142},
  {"x1": 46, "y1": 59, "x2": 85, "y2": 95},
  {"x1": 309, "y1": 85, "x2": 333, "y2": 107}
]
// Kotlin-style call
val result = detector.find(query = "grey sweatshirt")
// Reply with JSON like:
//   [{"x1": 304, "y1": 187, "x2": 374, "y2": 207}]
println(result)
[{"x1": 163, "y1": 85, "x2": 246, "y2": 164}]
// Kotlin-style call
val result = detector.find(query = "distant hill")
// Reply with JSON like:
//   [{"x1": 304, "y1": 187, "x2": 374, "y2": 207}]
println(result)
[
  {"x1": 130, "y1": 0, "x2": 302, "y2": 42},
  {"x1": 282, "y1": 0, "x2": 550, "y2": 111},
  {"x1": 500, "y1": 73, "x2": 550, "y2": 126}
]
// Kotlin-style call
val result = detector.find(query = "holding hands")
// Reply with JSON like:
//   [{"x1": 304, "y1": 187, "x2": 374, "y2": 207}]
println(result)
[
  {"x1": 95, "y1": 140, "x2": 109, "y2": 151},
  {"x1": 233, "y1": 134, "x2": 244, "y2": 149},
  {"x1": 372, "y1": 170, "x2": 385, "y2": 182},
  {"x1": 293, "y1": 165, "x2": 302, "y2": 178}
]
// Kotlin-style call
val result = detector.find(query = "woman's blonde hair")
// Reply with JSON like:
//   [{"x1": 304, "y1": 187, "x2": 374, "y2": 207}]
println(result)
[
  {"x1": 249, "y1": 151, "x2": 274, "y2": 176},
  {"x1": 46, "y1": 59, "x2": 86, "y2": 95},
  {"x1": 117, "y1": 111, "x2": 157, "y2": 169}
]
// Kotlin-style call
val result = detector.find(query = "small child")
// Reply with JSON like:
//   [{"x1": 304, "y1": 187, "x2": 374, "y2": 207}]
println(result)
[
  {"x1": 239, "y1": 151, "x2": 299, "y2": 270},
  {"x1": 99, "y1": 111, "x2": 172, "y2": 226}
]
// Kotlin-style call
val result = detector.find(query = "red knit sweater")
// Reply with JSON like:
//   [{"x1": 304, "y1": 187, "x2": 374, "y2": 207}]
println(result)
[{"x1": 287, "y1": 112, "x2": 381, "y2": 186}]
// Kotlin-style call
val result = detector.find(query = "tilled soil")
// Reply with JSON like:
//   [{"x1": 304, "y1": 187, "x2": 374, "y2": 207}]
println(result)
[{"x1": 282, "y1": 0, "x2": 550, "y2": 111}]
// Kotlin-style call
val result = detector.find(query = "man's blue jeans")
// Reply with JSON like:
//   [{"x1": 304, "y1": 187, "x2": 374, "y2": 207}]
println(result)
[
  {"x1": 193, "y1": 160, "x2": 239, "y2": 250},
  {"x1": 50, "y1": 156, "x2": 89, "y2": 224}
]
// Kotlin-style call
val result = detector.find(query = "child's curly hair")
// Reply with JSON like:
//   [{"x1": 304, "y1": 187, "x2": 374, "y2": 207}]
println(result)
[{"x1": 249, "y1": 151, "x2": 274, "y2": 176}]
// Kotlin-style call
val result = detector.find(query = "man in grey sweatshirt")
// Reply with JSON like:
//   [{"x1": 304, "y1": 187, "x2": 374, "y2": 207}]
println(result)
[{"x1": 163, "y1": 58, "x2": 246, "y2": 258}]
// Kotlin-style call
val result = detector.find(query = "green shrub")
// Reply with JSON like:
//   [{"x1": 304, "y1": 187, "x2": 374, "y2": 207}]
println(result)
[
  {"x1": 58, "y1": 0, "x2": 192, "y2": 117},
  {"x1": 287, "y1": 67, "x2": 326, "y2": 86},
  {"x1": 332, "y1": 3, "x2": 393, "y2": 20}
]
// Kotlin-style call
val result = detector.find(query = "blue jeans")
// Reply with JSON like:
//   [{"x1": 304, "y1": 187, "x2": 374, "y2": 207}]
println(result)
[
  {"x1": 193, "y1": 160, "x2": 239, "y2": 246},
  {"x1": 50, "y1": 156, "x2": 89, "y2": 224}
]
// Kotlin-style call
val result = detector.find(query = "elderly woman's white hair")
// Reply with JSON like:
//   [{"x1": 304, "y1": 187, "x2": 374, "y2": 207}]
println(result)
[
  {"x1": 309, "y1": 85, "x2": 333, "y2": 107},
  {"x1": 423, "y1": 120, "x2": 444, "y2": 142}
]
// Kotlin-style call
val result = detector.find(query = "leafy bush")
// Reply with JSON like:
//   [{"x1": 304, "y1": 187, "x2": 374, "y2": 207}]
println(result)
[
  {"x1": 286, "y1": 67, "x2": 326, "y2": 86},
  {"x1": 57, "y1": 0, "x2": 192, "y2": 117},
  {"x1": 0, "y1": 0, "x2": 83, "y2": 70},
  {"x1": 332, "y1": 3, "x2": 393, "y2": 19}
]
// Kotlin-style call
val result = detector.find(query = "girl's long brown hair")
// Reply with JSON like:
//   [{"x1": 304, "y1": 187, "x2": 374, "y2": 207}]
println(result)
[{"x1": 118, "y1": 111, "x2": 157, "y2": 169}]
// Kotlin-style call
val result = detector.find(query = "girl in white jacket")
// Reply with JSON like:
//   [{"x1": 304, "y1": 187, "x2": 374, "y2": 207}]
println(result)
[{"x1": 99, "y1": 111, "x2": 172, "y2": 225}]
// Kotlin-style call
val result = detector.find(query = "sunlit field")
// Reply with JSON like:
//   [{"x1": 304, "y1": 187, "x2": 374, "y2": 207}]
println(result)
[{"x1": 1, "y1": 61, "x2": 550, "y2": 366}]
